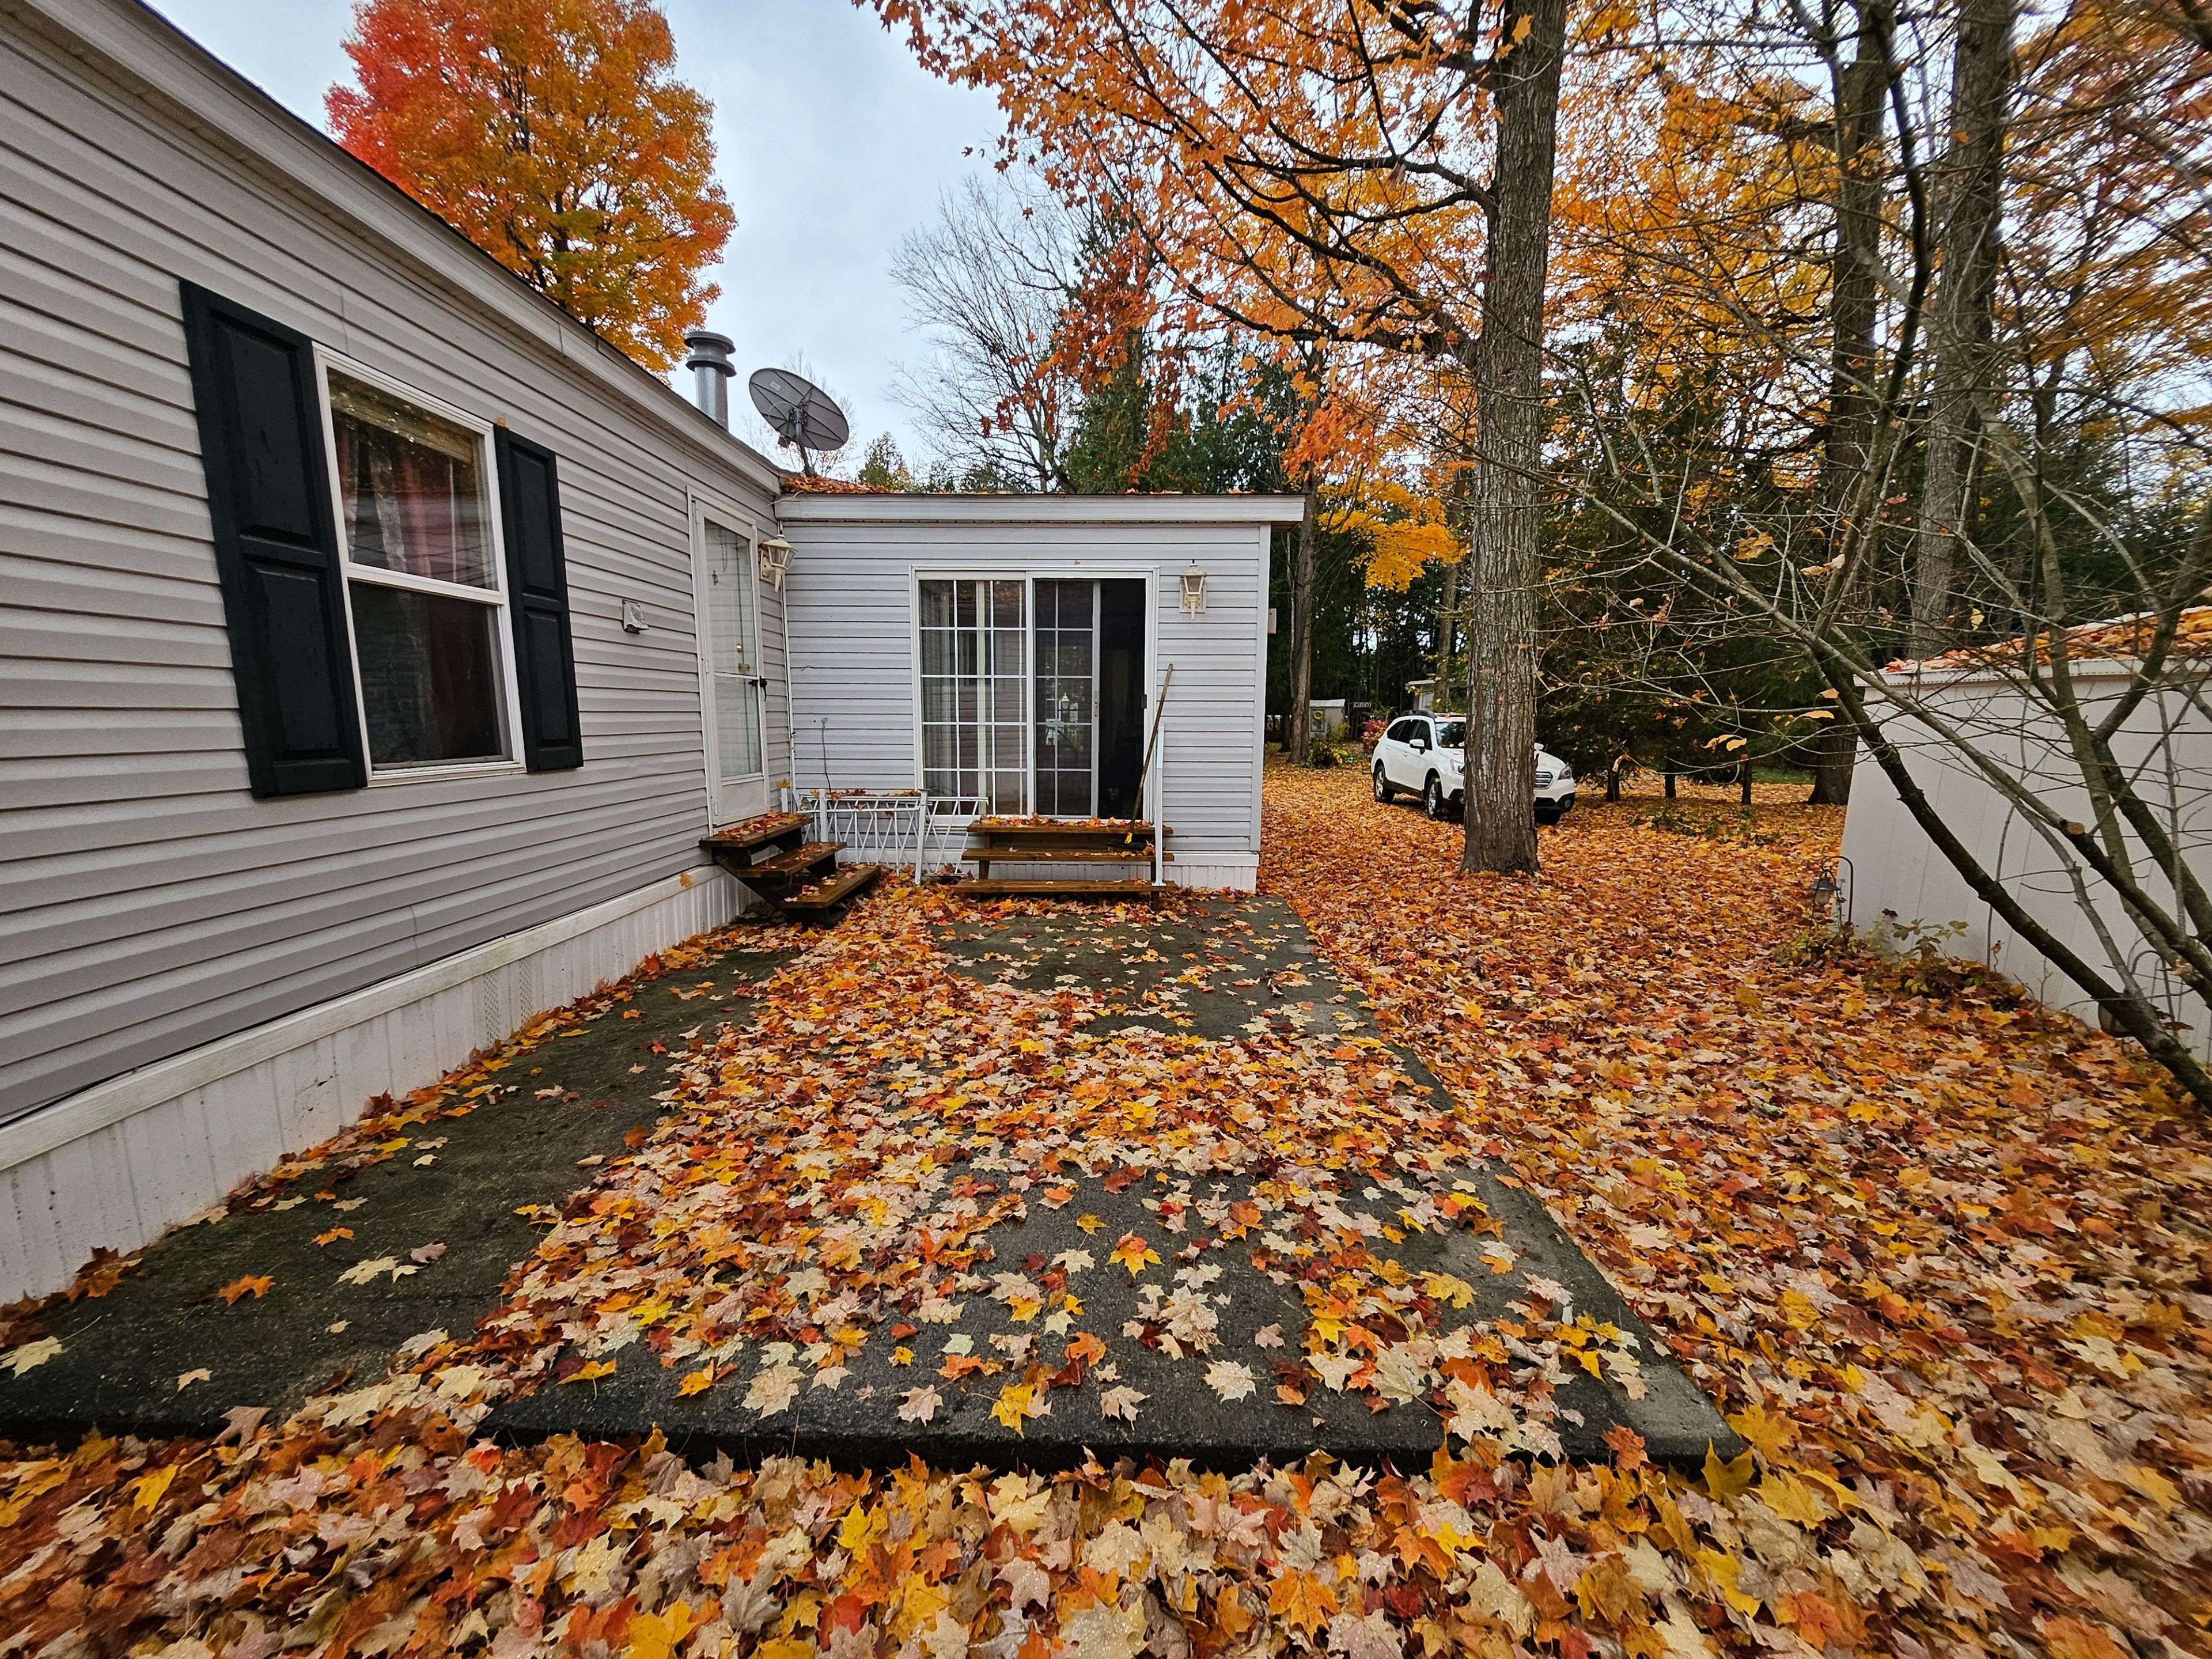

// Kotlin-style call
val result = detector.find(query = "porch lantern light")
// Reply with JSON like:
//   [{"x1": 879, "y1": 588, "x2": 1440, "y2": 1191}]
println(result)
[
  {"x1": 1180, "y1": 560, "x2": 1207, "y2": 615},
  {"x1": 1811, "y1": 869, "x2": 1840, "y2": 918},
  {"x1": 758, "y1": 533, "x2": 793, "y2": 592}
]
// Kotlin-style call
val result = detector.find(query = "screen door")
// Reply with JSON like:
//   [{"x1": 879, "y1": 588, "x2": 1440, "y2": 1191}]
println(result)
[{"x1": 700, "y1": 517, "x2": 765, "y2": 822}]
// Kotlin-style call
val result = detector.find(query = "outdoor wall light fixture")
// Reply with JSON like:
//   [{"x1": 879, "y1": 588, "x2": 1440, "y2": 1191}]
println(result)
[
  {"x1": 1181, "y1": 561, "x2": 1207, "y2": 614},
  {"x1": 620, "y1": 599, "x2": 651, "y2": 634},
  {"x1": 759, "y1": 534, "x2": 793, "y2": 592}
]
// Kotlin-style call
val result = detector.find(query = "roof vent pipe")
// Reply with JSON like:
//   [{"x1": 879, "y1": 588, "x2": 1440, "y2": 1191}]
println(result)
[{"x1": 683, "y1": 329, "x2": 734, "y2": 427}]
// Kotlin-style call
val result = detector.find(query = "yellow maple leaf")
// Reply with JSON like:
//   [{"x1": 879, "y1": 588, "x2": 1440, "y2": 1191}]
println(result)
[
  {"x1": 1728, "y1": 1401, "x2": 1795, "y2": 1461},
  {"x1": 992, "y1": 1381, "x2": 1035, "y2": 1434},
  {"x1": 1109, "y1": 1233, "x2": 1160, "y2": 1277},
  {"x1": 1268, "y1": 1568, "x2": 1337, "y2": 1633},
  {"x1": 1702, "y1": 1444, "x2": 1756, "y2": 1499},
  {"x1": 624, "y1": 1600, "x2": 695, "y2": 1659},
  {"x1": 677, "y1": 1367, "x2": 715, "y2": 1396},
  {"x1": 132, "y1": 1464, "x2": 178, "y2": 1513},
  {"x1": 1759, "y1": 1471, "x2": 1828, "y2": 1527},
  {"x1": 563, "y1": 1359, "x2": 617, "y2": 1385},
  {"x1": 1077, "y1": 1213, "x2": 1104, "y2": 1234}
]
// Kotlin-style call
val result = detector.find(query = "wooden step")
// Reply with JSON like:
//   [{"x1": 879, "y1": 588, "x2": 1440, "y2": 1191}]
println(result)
[
  {"x1": 960, "y1": 879, "x2": 1165, "y2": 898},
  {"x1": 740, "y1": 840, "x2": 842, "y2": 883},
  {"x1": 968, "y1": 847, "x2": 1157, "y2": 865},
  {"x1": 969, "y1": 819, "x2": 1166, "y2": 841},
  {"x1": 778, "y1": 862, "x2": 885, "y2": 914},
  {"x1": 700, "y1": 812, "x2": 810, "y2": 857}
]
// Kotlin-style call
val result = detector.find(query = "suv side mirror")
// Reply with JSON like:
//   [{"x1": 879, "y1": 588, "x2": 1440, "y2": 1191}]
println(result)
[{"x1": 1411, "y1": 736, "x2": 1430, "y2": 752}]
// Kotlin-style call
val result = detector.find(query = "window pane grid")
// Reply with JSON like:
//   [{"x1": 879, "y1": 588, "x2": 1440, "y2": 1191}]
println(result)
[
  {"x1": 920, "y1": 578, "x2": 1026, "y2": 811},
  {"x1": 325, "y1": 363, "x2": 512, "y2": 772}
]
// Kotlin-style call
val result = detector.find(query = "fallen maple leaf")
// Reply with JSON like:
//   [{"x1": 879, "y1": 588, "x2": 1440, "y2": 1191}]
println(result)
[
  {"x1": 3, "y1": 1337, "x2": 61, "y2": 1376},
  {"x1": 991, "y1": 1381, "x2": 1035, "y2": 1434},
  {"x1": 176, "y1": 1369, "x2": 211, "y2": 1391},
  {"x1": 1205, "y1": 1360, "x2": 1257, "y2": 1402},
  {"x1": 677, "y1": 1366, "x2": 715, "y2": 1396},
  {"x1": 1099, "y1": 1384, "x2": 1146, "y2": 1423},
  {"x1": 744, "y1": 1363, "x2": 802, "y2": 1417},
  {"x1": 898, "y1": 1384, "x2": 943, "y2": 1424},
  {"x1": 1109, "y1": 1232, "x2": 1160, "y2": 1277},
  {"x1": 216, "y1": 1274, "x2": 272, "y2": 1305}
]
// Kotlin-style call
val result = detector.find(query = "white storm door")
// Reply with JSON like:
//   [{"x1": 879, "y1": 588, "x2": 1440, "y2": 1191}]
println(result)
[{"x1": 699, "y1": 514, "x2": 767, "y2": 824}]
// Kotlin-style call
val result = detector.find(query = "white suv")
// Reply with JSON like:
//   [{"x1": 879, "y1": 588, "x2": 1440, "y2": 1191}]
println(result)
[{"x1": 1371, "y1": 713, "x2": 1577, "y2": 824}]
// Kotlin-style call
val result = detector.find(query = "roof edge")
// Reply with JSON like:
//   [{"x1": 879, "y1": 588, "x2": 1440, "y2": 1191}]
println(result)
[{"x1": 775, "y1": 493, "x2": 1308, "y2": 526}]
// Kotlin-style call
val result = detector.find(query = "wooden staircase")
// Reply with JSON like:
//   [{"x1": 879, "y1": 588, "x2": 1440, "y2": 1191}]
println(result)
[
  {"x1": 701, "y1": 812, "x2": 884, "y2": 918},
  {"x1": 960, "y1": 819, "x2": 1168, "y2": 898}
]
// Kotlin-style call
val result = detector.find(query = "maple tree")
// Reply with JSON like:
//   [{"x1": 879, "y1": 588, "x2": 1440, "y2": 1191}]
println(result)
[{"x1": 327, "y1": 0, "x2": 733, "y2": 370}]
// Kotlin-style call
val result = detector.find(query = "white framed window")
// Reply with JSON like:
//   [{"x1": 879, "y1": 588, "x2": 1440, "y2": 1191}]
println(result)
[
  {"x1": 315, "y1": 353, "x2": 523, "y2": 779},
  {"x1": 918, "y1": 577, "x2": 1028, "y2": 812}
]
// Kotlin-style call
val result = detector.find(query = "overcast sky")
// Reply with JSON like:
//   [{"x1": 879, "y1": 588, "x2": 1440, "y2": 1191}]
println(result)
[{"x1": 149, "y1": 0, "x2": 1005, "y2": 467}]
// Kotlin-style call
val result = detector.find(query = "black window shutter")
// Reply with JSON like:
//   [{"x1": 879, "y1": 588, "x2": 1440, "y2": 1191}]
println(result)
[
  {"x1": 179, "y1": 281, "x2": 365, "y2": 797},
  {"x1": 495, "y1": 429, "x2": 585, "y2": 771}
]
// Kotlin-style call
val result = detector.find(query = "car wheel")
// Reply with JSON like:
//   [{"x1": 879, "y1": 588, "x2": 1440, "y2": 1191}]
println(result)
[
  {"x1": 1425, "y1": 776, "x2": 1448, "y2": 820},
  {"x1": 1373, "y1": 764, "x2": 1394, "y2": 803}
]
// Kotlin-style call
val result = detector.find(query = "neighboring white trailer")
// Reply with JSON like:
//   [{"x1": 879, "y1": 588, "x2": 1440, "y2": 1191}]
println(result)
[{"x1": 1839, "y1": 658, "x2": 2212, "y2": 1054}]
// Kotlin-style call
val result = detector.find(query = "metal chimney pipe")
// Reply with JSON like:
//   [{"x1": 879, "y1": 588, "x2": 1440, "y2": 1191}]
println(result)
[{"x1": 682, "y1": 329, "x2": 734, "y2": 427}]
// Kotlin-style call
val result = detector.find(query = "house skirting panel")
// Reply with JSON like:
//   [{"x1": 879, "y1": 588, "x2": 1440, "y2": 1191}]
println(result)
[{"x1": 0, "y1": 868, "x2": 745, "y2": 1304}]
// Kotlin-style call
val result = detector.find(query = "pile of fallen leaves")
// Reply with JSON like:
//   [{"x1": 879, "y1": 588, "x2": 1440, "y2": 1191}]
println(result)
[
  {"x1": 1269, "y1": 768, "x2": 2212, "y2": 1656},
  {"x1": 3, "y1": 771, "x2": 2207, "y2": 1658}
]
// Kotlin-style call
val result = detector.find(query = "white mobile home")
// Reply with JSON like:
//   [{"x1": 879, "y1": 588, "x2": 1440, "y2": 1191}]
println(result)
[
  {"x1": 0, "y1": 0, "x2": 1296, "y2": 1297},
  {"x1": 778, "y1": 492, "x2": 1280, "y2": 892}
]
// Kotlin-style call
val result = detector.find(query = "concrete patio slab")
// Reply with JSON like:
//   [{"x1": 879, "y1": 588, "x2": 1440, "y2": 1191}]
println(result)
[{"x1": 3, "y1": 893, "x2": 1739, "y2": 1472}]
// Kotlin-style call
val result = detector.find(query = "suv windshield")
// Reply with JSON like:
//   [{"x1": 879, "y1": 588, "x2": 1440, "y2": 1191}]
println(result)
[{"x1": 1435, "y1": 719, "x2": 1466, "y2": 749}]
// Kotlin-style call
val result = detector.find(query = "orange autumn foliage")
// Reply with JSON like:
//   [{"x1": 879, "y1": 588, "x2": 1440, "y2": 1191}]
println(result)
[{"x1": 327, "y1": 0, "x2": 733, "y2": 371}]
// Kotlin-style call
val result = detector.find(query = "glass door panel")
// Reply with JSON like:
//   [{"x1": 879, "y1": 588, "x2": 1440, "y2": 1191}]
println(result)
[
  {"x1": 1034, "y1": 579, "x2": 1096, "y2": 816},
  {"x1": 918, "y1": 577, "x2": 1027, "y2": 811}
]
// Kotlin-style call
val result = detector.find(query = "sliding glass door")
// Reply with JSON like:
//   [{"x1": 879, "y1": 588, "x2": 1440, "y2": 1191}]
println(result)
[{"x1": 914, "y1": 575, "x2": 1147, "y2": 819}]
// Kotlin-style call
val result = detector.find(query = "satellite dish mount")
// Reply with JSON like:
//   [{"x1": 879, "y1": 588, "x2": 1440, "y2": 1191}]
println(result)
[{"x1": 747, "y1": 367, "x2": 851, "y2": 476}]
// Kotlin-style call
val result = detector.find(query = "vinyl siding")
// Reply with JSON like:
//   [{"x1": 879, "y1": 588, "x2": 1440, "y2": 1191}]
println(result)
[
  {"x1": 779, "y1": 514, "x2": 1271, "y2": 858},
  {"x1": 0, "y1": 9, "x2": 787, "y2": 1124}
]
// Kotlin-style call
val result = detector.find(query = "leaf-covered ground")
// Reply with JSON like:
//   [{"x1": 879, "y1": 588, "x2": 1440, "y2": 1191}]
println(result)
[{"x1": 3, "y1": 766, "x2": 2209, "y2": 1658}]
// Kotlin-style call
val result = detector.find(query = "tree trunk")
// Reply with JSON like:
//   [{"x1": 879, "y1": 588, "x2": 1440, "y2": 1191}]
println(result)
[
  {"x1": 1605, "y1": 755, "x2": 1623, "y2": 802},
  {"x1": 1810, "y1": 0, "x2": 1897, "y2": 808},
  {"x1": 1740, "y1": 757, "x2": 1754, "y2": 806},
  {"x1": 1286, "y1": 495, "x2": 1318, "y2": 763},
  {"x1": 1909, "y1": 0, "x2": 2014, "y2": 657},
  {"x1": 1808, "y1": 724, "x2": 1856, "y2": 803},
  {"x1": 1463, "y1": 0, "x2": 1567, "y2": 875},
  {"x1": 1664, "y1": 758, "x2": 1677, "y2": 799},
  {"x1": 1435, "y1": 556, "x2": 1461, "y2": 686}
]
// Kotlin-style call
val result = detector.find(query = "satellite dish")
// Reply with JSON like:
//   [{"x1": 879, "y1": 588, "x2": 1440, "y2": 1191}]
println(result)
[{"x1": 747, "y1": 367, "x2": 850, "y2": 475}]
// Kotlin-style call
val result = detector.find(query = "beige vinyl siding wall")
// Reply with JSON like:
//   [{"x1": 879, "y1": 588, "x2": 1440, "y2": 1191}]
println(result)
[
  {"x1": 778, "y1": 507, "x2": 1274, "y2": 864},
  {"x1": 0, "y1": 6, "x2": 785, "y2": 1124}
]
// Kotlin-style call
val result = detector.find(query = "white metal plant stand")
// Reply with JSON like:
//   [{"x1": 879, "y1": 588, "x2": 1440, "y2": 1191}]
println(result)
[{"x1": 784, "y1": 789, "x2": 986, "y2": 881}]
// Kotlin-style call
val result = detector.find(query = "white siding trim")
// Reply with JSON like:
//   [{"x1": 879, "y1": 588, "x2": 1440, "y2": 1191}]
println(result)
[
  {"x1": 778, "y1": 495, "x2": 1307, "y2": 527},
  {"x1": 0, "y1": 866, "x2": 740, "y2": 1177}
]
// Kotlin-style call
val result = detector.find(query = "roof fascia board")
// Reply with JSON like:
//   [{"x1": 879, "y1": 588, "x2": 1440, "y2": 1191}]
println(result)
[
  {"x1": 777, "y1": 494, "x2": 1309, "y2": 527},
  {"x1": 9, "y1": 0, "x2": 786, "y2": 497}
]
